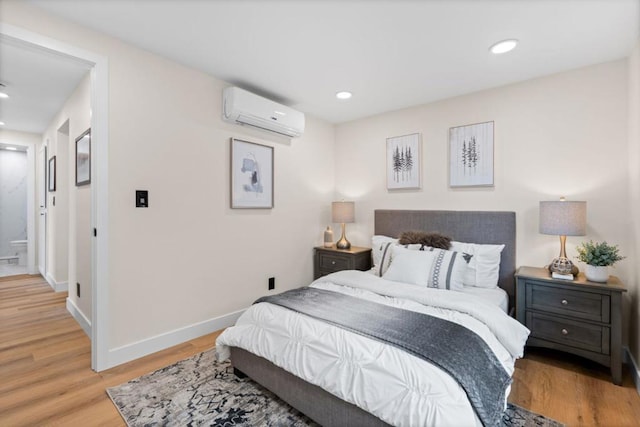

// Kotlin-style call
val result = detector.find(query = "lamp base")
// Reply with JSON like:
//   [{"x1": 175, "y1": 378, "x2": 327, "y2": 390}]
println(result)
[
  {"x1": 336, "y1": 236, "x2": 351, "y2": 250},
  {"x1": 336, "y1": 222, "x2": 351, "y2": 250},
  {"x1": 548, "y1": 257, "x2": 579, "y2": 275}
]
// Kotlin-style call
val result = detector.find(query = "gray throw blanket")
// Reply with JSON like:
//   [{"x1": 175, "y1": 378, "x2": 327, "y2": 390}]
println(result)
[{"x1": 256, "y1": 287, "x2": 511, "y2": 427}]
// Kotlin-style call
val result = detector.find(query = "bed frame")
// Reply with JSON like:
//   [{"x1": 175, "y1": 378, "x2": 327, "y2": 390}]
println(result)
[{"x1": 231, "y1": 209, "x2": 516, "y2": 427}]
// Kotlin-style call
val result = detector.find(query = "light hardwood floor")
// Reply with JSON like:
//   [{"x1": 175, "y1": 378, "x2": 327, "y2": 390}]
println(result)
[{"x1": 1, "y1": 274, "x2": 639, "y2": 426}]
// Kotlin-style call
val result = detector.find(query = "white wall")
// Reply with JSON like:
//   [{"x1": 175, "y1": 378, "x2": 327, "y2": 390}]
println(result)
[
  {"x1": 0, "y1": 149, "x2": 27, "y2": 257},
  {"x1": 335, "y1": 60, "x2": 632, "y2": 335},
  {"x1": 1, "y1": 2, "x2": 335, "y2": 363},
  {"x1": 40, "y1": 74, "x2": 91, "y2": 298},
  {"x1": 628, "y1": 39, "x2": 640, "y2": 368},
  {"x1": 41, "y1": 74, "x2": 92, "y2": 313}
]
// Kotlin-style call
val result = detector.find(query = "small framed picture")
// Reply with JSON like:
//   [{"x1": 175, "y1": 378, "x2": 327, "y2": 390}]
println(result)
[
  {"x1": 386, "y1": 133, "x2": 421, "y2": 190},
  {"x1": 449, "y1": 121, "x2": 494, "y2": 187},
  {"x1": 75, "y1": 128, "x2": 91, "y2": 186},
  {"x1": 230, "y1": 138, "x2": 274, "y2": 209},
  {"x1": 48, "y1": 156, "x2": 56, "y2": 192}
]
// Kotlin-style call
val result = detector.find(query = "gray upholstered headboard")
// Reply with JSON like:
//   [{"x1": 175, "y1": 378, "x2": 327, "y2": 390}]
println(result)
[{"x1": 374, "y1": 210, "x2": 516, "y2": 309}]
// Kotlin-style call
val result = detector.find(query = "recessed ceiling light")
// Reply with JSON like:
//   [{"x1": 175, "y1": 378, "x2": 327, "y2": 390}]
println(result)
[
  {"x1": 489, "y1": 39, "x2": 518, "y2": 54},
  {"x1": 336, "y1": 91, "x2": 352, "y2": 100},
  {"x1": 5, "y1": 147, "x2": 17, "y2": 151},
  {"x1": 0, "y1": 121, "x2": 4, "y2": 126},
  {"x1": 0, "y1": 92, "x2": 9, "y2": 99}
]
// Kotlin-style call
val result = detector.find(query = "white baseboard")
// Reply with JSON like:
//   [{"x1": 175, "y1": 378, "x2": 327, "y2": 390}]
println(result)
[
  {"x1": 624, "y1": 346, "x2": 640, "y2": 396},
  {"x1": 66, "y1": 297, "x2": 92, "y2": 338},
  {"x1": 45, "y1": 273, "x2": 68, "y2": 292},
  {"x1": 107, "y1": 308, "x2": 246, "y2": 369}
]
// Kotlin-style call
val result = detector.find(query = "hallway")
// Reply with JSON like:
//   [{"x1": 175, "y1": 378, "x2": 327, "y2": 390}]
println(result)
[{"x1": 0, "y1": 274, "x2": 220, "y2": 426}]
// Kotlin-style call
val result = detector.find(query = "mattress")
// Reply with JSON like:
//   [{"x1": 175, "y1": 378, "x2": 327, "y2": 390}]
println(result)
[
  {"x1": 217, "y1": 270, "x2": 529, "y2": 427},
  {"x1": 460, "y1": 285, "x2": 509, "y2": 313}
]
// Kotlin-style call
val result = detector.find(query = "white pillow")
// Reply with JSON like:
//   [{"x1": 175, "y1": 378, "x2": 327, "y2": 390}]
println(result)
[
  {"x1": 383, "y1": 246, "x2": 436, "y2": 287},
  {"x1": 371, "y1": 235, "x2": 397, "y2": 276},
  {"x1": 370, "y1": 235, "x2": 421, "y2": 276},
  {"x1": 383, "y1": 246, "x2": 466, "y2": 291},
  {"x1": 450, "y1": 241, "x2": 505, "y2": 289}
]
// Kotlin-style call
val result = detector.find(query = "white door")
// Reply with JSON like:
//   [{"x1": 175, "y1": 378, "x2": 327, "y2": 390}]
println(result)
[{"x1": 38, "y1": 145, "x2": 47, "y2": 276}]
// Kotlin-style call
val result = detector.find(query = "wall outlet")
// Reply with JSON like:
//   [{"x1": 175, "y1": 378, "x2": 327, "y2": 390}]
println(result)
[
  {"x1": 76, "y1": 282, "x2": 80, "y2": 298},
  {"x1": 268, "y1": 277, "x2": 275, "y2": 290}
]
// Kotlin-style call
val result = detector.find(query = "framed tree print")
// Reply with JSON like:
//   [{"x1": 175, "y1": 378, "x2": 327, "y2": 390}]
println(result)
[
  {"x1": 386, "y1": 133, "x2": 421, "y2": 190},
  {"x1": 230, "y1": 138, "x2": 274, "y2": 208},
  {"x1": 75, "y1": 128, "x2": 91, "y2": 186},
  {"x1": 449, "y1": 121, "x2": 494, "y2": 187}
]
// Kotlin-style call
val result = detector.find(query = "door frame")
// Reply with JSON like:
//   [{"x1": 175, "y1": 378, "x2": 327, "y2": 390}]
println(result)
[
  {"x1": 38, "y1": 142, "x2": 47, "y2": 277},
  {"x1": 0, "y1": 23, "x2": 110, "y2": 371}
]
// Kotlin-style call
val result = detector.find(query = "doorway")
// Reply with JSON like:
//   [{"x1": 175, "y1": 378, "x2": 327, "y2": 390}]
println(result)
[
  {"x1": 0, "y1": 143, "x2": 29, "y2": 277},
  {"x1": 0, "y1": 25, "x2": 109, "y2": 371}
]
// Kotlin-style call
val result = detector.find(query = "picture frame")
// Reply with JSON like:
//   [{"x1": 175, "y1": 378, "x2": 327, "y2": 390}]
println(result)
[
  {"x1": 230, "y1": 138, "x2": 274, "y2": 209},
  {"x1": 386, "y1": 133, "x2": 421, "y2": 190},
  {"x1": 75, "y1": 128, "x2": 91, "y2": 186},
  {"x1": 449, "y1": 121, "x2": 494, "y2": 187},
  {"x1": 48, "y1": 156, "x2": 56, "y2": 192}
]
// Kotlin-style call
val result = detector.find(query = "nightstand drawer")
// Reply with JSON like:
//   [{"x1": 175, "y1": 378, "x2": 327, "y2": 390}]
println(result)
[
  {"x1": 527, "y1": 311, "x2": 610, "y2": 354},
  {"x1": 314, "y1": 246, "x2": 372, "y2": 280},
  {"x1": 319, "y1": 254, "x2": 350, "y2": 272},
  {"x1": 526, "y1": 282, "x2": 610, "y2": 323}
]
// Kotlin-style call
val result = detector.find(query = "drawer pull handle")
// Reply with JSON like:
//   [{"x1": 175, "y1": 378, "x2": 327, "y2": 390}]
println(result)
[
  {"x1": 561, "y1": 299, "x2": 568, "y2": 305},
  {"x1": 561, "y1": 328, "x2": 569, "y2": 335},
  {"x1": 331, "y1": 261, "x2": 336, "y2": 265}
]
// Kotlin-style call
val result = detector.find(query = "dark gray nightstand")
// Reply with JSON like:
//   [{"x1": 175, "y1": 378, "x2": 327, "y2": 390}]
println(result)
[
  {"x1": 314, "y1": 246, "x2": 372, "y2": 279},
  {"x1": 515, "y1": 266, "x2": 627, "y2": 385}
]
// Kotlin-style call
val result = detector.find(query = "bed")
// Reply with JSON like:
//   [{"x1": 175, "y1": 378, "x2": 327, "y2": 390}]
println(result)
[{"x1": 216, "y1": 210, "x2": 528, "y2": 426}]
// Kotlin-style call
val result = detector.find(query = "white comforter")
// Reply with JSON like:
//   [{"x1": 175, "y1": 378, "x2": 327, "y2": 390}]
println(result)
[{"x1": 216, "y1": 270, "x2": 530, "y2": 427}]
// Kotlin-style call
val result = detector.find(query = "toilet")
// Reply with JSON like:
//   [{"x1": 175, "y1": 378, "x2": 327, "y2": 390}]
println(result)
[{"x1": 10, "y1": 240, "x2": 28, "y2": 266}]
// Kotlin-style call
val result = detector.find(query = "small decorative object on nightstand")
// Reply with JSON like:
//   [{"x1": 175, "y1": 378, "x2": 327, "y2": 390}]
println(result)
[
  {"x1": 323, "y1": 226, "x2": 334, "y2": 248},
  {"x1": 314, "y1": 246, "x2": 372, "y2": 279},
  {"x1": 516, "y1": 266, "x2": 627, "y2": 385},
  {"x1": 576, "y1": 240, "x2": 625, "y2": 283}
]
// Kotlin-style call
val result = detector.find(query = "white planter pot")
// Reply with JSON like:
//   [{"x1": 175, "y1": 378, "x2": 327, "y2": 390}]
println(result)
[{"x1": 585, "y1": 265, "x2": 609, "y2": 283}]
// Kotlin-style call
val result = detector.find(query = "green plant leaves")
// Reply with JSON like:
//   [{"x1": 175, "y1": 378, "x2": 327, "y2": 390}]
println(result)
[{"x1": 576, "y1": 240, "x2": 625, "y2": 267}]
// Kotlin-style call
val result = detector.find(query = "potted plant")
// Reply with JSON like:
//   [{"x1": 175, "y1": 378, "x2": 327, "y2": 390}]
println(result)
[{"x1": 576, "y1": 240, "x2": 625, "y2": 283}]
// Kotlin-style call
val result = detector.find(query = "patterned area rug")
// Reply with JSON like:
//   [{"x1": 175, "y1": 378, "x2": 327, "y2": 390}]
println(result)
[{"x1": 107, "y1": 348, "x2": 564, "y2": 427}]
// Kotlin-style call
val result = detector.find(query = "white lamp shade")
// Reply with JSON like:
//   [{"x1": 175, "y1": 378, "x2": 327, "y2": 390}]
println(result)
[
  {"x1": 539, "y1": 200, "x2": 587, "y2": 236},
  {"x1": 332, "y1": 201, "x2": 355, "y2": 223}
]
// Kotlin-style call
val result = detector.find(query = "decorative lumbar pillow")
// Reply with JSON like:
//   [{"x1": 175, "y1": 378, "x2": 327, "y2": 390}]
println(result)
[
  {"x1": 383, "y1": 245, "x2": 466, "y2": 291},
  {"x1": 420, "y1": 246, "x2": 467, "y2": 291},
  {"x1": 383, "y1": 246, "x2": 437, "y2": 287},
  {"x1": 450, "y1": 241, "x2": 505, "y2": 289},
  {"x1": 397, "y1": 231, "x2": 452, "y2": 250}
]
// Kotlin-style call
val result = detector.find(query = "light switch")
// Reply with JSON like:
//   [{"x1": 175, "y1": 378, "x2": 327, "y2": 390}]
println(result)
[{"x1": 136, "y1": 190, "x2": 148, "y2": 208}]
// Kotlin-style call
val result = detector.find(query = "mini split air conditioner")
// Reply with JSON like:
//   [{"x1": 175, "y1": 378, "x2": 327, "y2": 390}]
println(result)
[{"x1": 222, "y1": 87, "x2": 305, "y2": 138}]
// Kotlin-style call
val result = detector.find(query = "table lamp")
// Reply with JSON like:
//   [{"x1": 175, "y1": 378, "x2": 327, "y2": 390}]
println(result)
[
  {"x1": 539, "y1": 198, "x2": 587, "y2": 275},
  {"x1": 332, "y1": 201, "x2": 355, "y2": 249}
]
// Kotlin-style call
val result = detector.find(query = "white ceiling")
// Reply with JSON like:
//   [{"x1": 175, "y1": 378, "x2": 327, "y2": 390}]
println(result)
[
  {"x1": 0, "y1": 37, "x2": 92, "y2": 134},
  {"x1": 2, "y1": 0, "x2": 638, "y2": 133}
]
